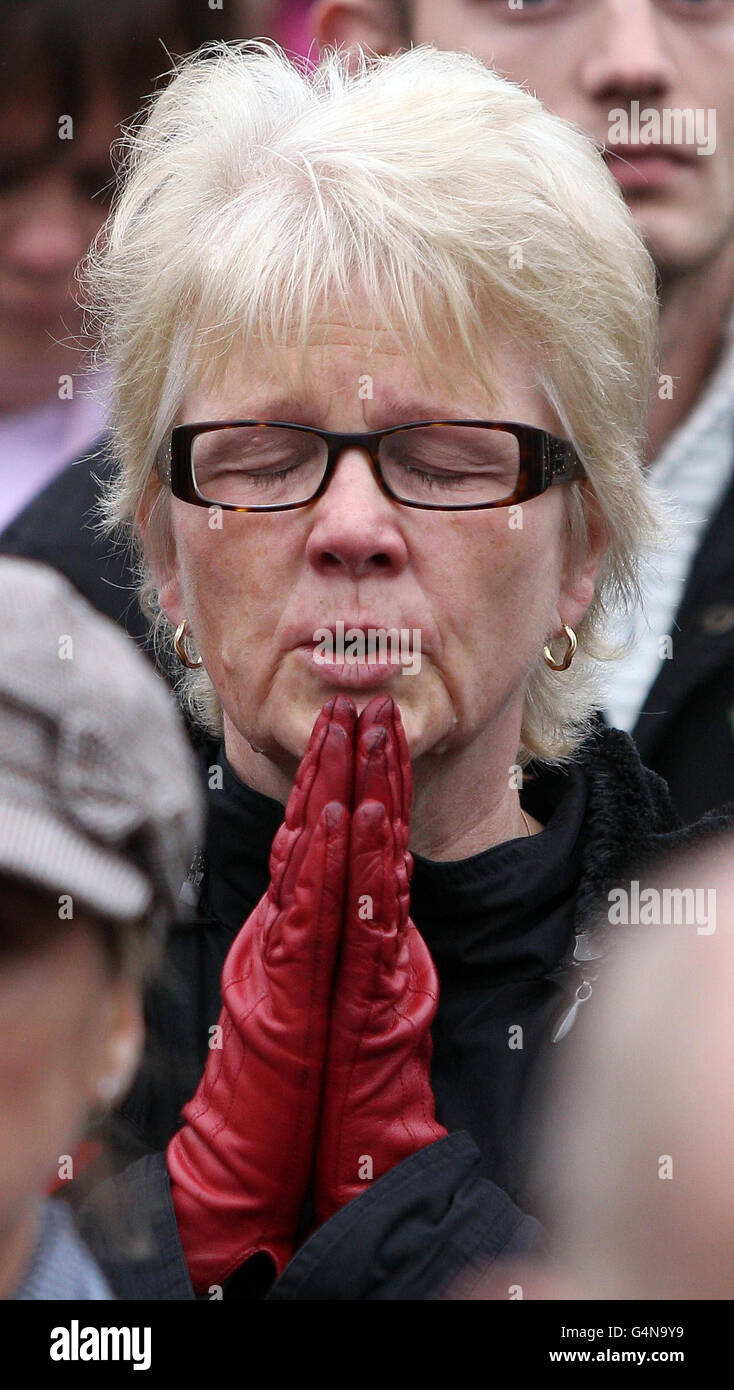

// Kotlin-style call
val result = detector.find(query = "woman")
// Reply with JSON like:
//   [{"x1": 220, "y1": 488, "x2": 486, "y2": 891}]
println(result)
[{"x1": 78, "y1": 42, "x2": 733, "y2": 1299}]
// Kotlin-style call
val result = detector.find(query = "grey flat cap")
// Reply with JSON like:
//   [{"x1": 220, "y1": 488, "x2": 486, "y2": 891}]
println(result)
[{"x1": 0, "y1": 557, "x2": 204, "y2": 935}]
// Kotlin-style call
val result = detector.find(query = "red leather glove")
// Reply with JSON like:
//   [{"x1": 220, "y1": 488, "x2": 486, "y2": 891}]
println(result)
[
  {"x1": 314, "y1": 694, "x2": 447, "y2": 1225},
  {"x1": 167, "y1": 695, "x2": 355, "y2": 1291}
]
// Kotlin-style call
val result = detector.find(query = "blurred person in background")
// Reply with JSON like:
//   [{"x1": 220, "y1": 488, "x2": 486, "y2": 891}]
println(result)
[
  {"x1": 312, "y1": 0, "x2": 734, "y2": 822},
  {"x1": 464, "y1": 834, "x2": 734, "y2": 1301},
  {"x1": 0, "y1": 555, "x2": 202, "y2": 1299},
  {"x1": 0, "y1": 0, "x2": 244, "y2": 642},
  {"x1": 541, "y1": 835, "x2": 734, "y2": 1300}
]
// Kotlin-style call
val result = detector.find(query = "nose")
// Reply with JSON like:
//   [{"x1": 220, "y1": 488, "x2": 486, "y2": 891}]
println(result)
[
  {"x1": 580, "y1": 0, "x2": 676, "y2": 104},
  {"x1": 304, "y1": 447, "x2": 410, "y2": 580},
  {"x1": 6, "y1": 172, "x2": 91, "y2": 283}
]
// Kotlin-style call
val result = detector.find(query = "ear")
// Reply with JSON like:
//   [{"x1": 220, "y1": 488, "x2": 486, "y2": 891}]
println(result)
[
  {"x1": 311, "y1": 0, "x2": 406, "y2": 57},
  {"x1": 556, "y1": 484, "x2": 610, "y2": 635},
  {"x1": 136, "y1": 481, "x2": 186, "y2": 628},
  {"x1": 92, "y1": 982, "x2": 145, "y2": 1110},
  {"x1": 157, "y1": 570, "x2": 186, "y2": 631}
]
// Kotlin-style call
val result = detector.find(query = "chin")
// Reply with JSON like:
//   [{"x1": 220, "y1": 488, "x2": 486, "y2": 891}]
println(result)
[
  {"x1": 273, "y1": 685, "x2": 420, "y2": 759},
  {"x1": 262, "y1": 652, "x2": 456, "y2": 760},
  {"x1": 634, "y1": 211, "x2": 721, "y2": 278}
]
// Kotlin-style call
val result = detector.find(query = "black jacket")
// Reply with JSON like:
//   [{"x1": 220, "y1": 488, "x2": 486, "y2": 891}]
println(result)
[
  {"x1": 75, "y1": 721, "x2": 734, "y2": 1301},
  {"x1": 0, "y1": 438, "x2": 150, "y2": 649},
  {"x1": 623, "y1": 457, "x2": 734, "y2": 821},
  {"x1": 2, "y1": 435, "x2": 733, "y2": 819}
]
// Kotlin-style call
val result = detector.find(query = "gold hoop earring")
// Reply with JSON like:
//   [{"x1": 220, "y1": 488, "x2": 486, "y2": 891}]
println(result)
[
  {"x1": 543, "y1": 623, "x2": 577, "y2": 672},
  {"x1": 173, "y1": 620, "x2": 204, "y2": 669}
]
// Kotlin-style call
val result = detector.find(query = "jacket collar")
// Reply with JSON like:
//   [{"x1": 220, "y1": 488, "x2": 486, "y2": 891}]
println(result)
[
  {"x1": 189, "y1": 719, "x2": 733, "y2": 964},
  {"x1": 182, "y1": 722, "x2": 733, "y2": 1044}
]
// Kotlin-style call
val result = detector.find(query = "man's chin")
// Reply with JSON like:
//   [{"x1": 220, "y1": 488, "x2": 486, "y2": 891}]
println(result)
[{"x1": 628, "y1": 205, "x2": 726, "y2": 278}]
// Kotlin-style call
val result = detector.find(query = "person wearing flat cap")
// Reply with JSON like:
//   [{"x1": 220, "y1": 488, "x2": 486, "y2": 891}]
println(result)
[
  {"x1": 73, "y1": 43, "x2": 734, "y2": 1300},
  {"x1": 0, "y1": 556, "x2": 203, "y2": 1300}
]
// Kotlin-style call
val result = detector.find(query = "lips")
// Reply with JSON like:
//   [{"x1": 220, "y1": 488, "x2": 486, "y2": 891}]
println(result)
[
  {"x1": 604, "y1": 143, "x2": 695, "y2": 165},
  {"x1": 290, "y1": 618, "x2": 412, "y2": 649},
  {"x1": 289, "y1": 617, "x2": 422, "y2": 690},
  {"x1": 304, "y1": 656, "x2": 403, "y2": 690},
  {"x1": 602, "y1": 144, "x2": 696, "y2": 193}
]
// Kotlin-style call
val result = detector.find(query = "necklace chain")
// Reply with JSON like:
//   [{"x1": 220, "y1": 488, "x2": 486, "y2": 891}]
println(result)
[{"x1": 520, "y1": 808, "x2": 532, "y2": 838}]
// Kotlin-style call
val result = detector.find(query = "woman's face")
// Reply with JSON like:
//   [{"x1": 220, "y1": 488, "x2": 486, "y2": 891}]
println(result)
[{"x1": 159, "y1": 315, "x2": 605, "y2": 779}]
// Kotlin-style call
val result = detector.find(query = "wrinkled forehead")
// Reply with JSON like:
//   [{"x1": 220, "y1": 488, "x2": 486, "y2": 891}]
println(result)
[{"x1": 180, "y1": 305, "x2": 542, "y2": 429}]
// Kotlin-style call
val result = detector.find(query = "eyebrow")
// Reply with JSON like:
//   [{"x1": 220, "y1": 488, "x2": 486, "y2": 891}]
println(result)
[
  {"x1": 367, "y1": 395, "x2": 462, "y2": 427},
  {"x1": 199, "y1": 393, "x2": 471, "y2": 429},
  {"x1": 197, "y1": 398, "x2": 311, "y2": 424}
]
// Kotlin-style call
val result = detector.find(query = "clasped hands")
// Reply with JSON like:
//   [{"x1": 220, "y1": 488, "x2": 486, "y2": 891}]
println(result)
[{"x1": 167, "y1": 694, "x2": 446, "y2": 1292}]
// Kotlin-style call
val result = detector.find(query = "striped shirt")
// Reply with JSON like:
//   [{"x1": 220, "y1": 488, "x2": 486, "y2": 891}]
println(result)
[{"x1": 12, "y1": 1199, "x2": 113, "y2": 1301}]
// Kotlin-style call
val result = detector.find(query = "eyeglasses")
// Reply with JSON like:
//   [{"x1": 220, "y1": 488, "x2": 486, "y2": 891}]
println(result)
[{"x1": 162, "y1": 420, "x2": 586, "y2": 513}]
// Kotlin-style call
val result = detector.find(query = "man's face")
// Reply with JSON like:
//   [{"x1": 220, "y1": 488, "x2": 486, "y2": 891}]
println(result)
[
  {"x1": 0, "y1": 71, "x2": 118, "y2": 411},
  {"x1": 326, "y1": 0, "x2": 734, "y2": 275}
]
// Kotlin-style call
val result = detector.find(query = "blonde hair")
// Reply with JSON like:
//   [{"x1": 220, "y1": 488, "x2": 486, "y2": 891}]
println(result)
[{"x1": 84, "y1": 40, "x2": 665, "y2": 765}]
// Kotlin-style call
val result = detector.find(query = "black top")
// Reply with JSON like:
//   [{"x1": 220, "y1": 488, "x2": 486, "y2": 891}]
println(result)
[
  {"x1": 412, "y1": 762, "x2": 587, "y2": 1200},
  {"x1": 200, "y1": 747, "x2": 587, "y2": 1203},
  {"x1": 77, "y1": 724, "x2": 733, "y2": 1300}
]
